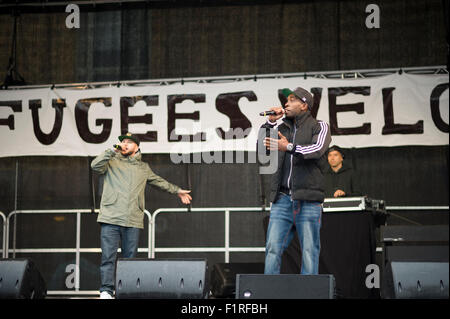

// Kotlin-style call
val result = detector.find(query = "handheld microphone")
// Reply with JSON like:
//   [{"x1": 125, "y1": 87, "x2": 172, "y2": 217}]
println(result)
[
  {"x1": 259, "y1": 110, "x2": 277, "y2": 116},
  {"x1": 113, "y1": 144, "x2": 122, "y2": 150}
]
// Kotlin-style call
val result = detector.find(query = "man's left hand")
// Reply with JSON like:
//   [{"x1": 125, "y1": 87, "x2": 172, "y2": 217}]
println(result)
[
  {"x1": 177, "y1": 189, "x2": 192, "y2": 204},
  {"x1": 264, "y1": 131, "x2": 289, "y2": 152}
]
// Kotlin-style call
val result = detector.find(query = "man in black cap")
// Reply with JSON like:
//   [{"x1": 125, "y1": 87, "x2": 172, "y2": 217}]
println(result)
[
  {"x1": 324, "y1": 145, "x2": 361, "y2": 198},
  {"x1": 262, "y1": 87, "x2": 331, "y2": 275},
  {"x1": 91, "y1": 132, "x2": 192, "y2": 299}
]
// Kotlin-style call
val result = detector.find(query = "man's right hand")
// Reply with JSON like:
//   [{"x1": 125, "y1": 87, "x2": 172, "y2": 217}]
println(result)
[
  {"x1": 267, "y1": 106, "x2": 285, "y2": 123},
  {"x1": 113, "y1": 142, "x2": 125, "y2": 152},
  {"x1": 333, "y1": 189, "x2": 346, "y2": 198}
]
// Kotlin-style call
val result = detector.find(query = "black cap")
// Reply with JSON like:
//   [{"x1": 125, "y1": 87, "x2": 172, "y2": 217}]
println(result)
[
  {"x1": 118, "y1": 132, "x2": 140, "y2": 146},
  {"x1": 328, "y1": 145, "x2": 345, "y2": 158},
  {"x1": 281, "y1": 87, "x2": 314, "y2": 110}
]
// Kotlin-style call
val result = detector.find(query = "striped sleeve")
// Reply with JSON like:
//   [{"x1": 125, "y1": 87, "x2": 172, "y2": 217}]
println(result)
[
  {"x1": 265, "y1": 119, "x2": 280, "y2": 128},
  {"x1": 294, "y1": 121, "x2": 331, "y2": 159}
]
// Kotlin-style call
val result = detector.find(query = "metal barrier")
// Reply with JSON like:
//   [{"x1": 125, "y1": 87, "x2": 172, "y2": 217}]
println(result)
[
  {"x1": 384, "y1": 205, "x2": 450, "y2": 227},
  {"x1": 386, "y1": 206, "x2": 449, "y2": 211},
  {"x1": 0, "y1": 211, "x2": 6, "y2": 258},
  {"x1": 5, "y1": 209, "x2": 152, "y2": 296},
  {"x1": 2, "y1": 205, "x2": 448, "y2": 296},
  {"x1": 152, "y1": 206, "x2": 450, "y2": 258},
  {"x1": 151, "y1": 207, "x2": 270, "y2": 261}
]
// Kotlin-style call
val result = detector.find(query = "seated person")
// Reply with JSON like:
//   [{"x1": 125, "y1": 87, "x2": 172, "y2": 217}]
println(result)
[{"x1": 324, "y1": 145, "x2": 361, "y2": 198}]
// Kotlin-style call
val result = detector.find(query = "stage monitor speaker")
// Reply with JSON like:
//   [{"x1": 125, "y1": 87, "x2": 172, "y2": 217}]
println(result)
[
  {"x1": 236, "y1": 274, "x2": 335, "y2": 299},
  {"x1": 115, "y1": 258, "x2": 208, "y2": 299},
  {"x1": 211, "y1": 262, "x2": 264, "y2": 298},
  {"x1": 0, "y1": 258, "x2": 47, "y2": 299},
  {"x1": 383, "y1": 261, "x2": 449, "y2": 299}
]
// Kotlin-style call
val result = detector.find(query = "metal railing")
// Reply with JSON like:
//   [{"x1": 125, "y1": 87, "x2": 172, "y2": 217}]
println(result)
[
  {"x1": 0, "y1": 211, "x2": 6, "y2": 258},
  {"x1": 1, "y1": 205, "x2": 448, "y2": 296},
  {"x1": 385, "y1": 206, "x2": 449, "y2": 211},
  {"x1": 151, "y1": 207, "x2": 270, "y2": 261},
  {"x1": 3, "y1": 66, "x2": 447, "y2": 90},
  {"x1": 5, "y1": 209, "x2": 152, "y2": 296},
  {"x1": 151, "y1": 205, "x2": 450, "y2": 258}
]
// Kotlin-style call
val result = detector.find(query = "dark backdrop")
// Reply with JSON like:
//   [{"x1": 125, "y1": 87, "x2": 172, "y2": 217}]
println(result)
[
  {"x1": 1, "y1": 147, "x2": 449, "y2": 215},
  {"x1": 0, "y1": 0, "x2": 448, "y2": 294},
  {"x1": 0, "y1": 147, "x2": 448, "y2": 291},
  {"x1": 0, "y1": 0, "x2": 447, "y2": 85}
]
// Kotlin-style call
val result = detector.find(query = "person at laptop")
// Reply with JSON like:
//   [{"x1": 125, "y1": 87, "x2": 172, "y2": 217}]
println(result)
[{"x1": 324, "y1": 145, "x2": 361, "y2": 198}]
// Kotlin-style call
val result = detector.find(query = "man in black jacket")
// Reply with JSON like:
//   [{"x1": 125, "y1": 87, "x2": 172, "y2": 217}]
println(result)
[
  {"x1": 262, "y1": 87, "x2": 331, "y2": 275},
  {"x1": 324, "y1": 145, "x2": 361, "y2": 198}
]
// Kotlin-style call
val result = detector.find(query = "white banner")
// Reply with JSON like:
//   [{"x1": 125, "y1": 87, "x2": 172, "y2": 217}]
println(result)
[{"x1": 0, "y1": 73, "x2": 448, "y2": 157}]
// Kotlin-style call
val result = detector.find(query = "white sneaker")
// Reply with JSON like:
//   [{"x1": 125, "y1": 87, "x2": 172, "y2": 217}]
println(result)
[{"x1": 99, "y1": 291, "x2": 114, "y2": 299}]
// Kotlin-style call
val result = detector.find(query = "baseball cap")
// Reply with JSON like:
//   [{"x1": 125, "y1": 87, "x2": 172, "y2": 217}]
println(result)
[
  {"x1": 281, "y1": 87, "x2": 314, "y2": 110},
  {"x1": 118, "y1": 132, "x2": 140, "y2": 146},
  {"x1": 327, "y1": 145, "x2": 345, "y2": 158}
]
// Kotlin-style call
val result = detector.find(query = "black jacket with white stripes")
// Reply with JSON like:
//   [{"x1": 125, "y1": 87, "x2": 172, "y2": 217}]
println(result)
[{"x1": 261, "y1": 110, "x2": 332, "y2": 203}]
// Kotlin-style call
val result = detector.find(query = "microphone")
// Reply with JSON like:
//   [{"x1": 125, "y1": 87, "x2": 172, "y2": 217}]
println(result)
[
  {"x1": 259, "y1": 110, "x2": 277, "y2": 116},
  {"x1": 113, "y1": 144, "x2": 122, "y2": 150}
]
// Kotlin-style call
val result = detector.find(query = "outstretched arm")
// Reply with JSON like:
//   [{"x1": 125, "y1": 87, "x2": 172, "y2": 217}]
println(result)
[{"x1": 147, "y1": 167, "x2": 192, "y2": 204}]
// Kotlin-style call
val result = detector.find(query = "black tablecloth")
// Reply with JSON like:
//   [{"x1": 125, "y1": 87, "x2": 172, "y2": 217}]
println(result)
[{"x1": 263, "y1": 211, "x2": 380, "y2": 299}]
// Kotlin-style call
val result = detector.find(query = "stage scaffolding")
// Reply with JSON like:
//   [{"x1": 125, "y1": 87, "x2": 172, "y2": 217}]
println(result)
[{"x1": 2, "y1": 65, "x2": 447, "y2": 91}]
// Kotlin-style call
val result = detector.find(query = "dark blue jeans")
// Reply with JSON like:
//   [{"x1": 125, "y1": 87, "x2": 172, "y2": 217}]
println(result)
[
  {"x1": 100, "y1": 223, "x2": 140, "y2": 295},
  {"x1": 265, "y1": 193, "x2": 322, "y2": 275}
]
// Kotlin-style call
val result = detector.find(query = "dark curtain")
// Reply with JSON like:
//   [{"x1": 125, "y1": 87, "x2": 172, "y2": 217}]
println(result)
[
  {"x1": 0, "y1": 146, "x2": 448, "y2": 228},
  {"x1": 0, "y1": 0, "x2": 447, "y2": 85},
  {"x1": 74, "y1": 8, "x2": 152, "y2": 82},
  {"x1": 0, "y1": 0, "x2": 448, "y2": 293},
  {"x1": 340, "y1": 146, "x2": 449, "y2": 206},
  {"x1": 0, "y1": 12, "x2": 77, "y2": 85},
  {"x1": 0, "y1": 146, "x2": 447, "y2": 291}
]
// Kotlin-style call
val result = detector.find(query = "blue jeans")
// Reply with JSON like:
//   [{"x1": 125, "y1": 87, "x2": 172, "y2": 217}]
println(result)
[
  {"x1": 100, "y1": 223, "x2": 140, "y2": 295},
  {"x1": 265, "y1": 193, "x2": 322, "y2": 275}
]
